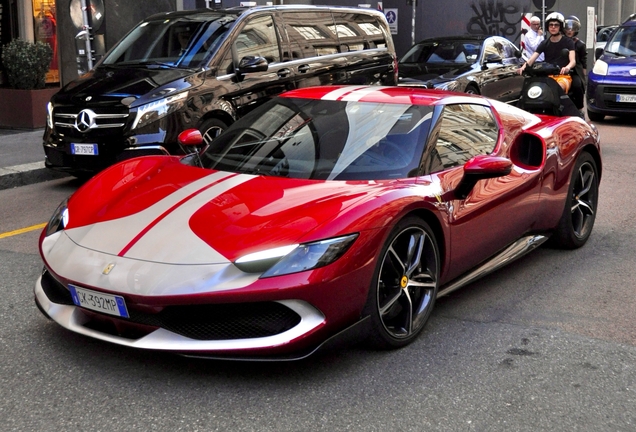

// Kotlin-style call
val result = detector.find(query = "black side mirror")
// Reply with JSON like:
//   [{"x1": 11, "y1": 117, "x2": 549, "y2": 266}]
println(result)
[
  {"x1": 237, "y1": 56, "x2": 269, "y2": 74},
  {"x1": 595, "y1": 47, "x2": 604, "y2": 60}
]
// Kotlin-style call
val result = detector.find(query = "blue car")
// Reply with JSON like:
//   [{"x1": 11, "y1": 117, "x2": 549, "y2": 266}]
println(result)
[{"x1": 587, "y1": 14, "x2": 636, "y2": 121}]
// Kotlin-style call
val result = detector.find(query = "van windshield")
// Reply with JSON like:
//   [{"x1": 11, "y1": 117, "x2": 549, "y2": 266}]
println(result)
[
  {"x1": 101, "y1": 14, "x2": 236, "y2": 69},
  {"x1": 605, "y1": 26, "x2": 636, "y2": 57}
]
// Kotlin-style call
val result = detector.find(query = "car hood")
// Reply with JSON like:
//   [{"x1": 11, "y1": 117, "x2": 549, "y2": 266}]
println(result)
[
  {"x1": 398, "y1": 62, "x2": 474, "y2": 82},
  {"x1": 599, "y1": 54, "x2": 636, "y2": 76},
  {"x1": 57, "y1": 156, "x2": 385, "y2": 265},
  {"x1": 52, "y1": 65, "x2": 201, "y2": 106}
]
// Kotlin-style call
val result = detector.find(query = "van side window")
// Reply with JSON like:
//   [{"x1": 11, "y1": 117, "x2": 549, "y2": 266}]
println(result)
[
  {"x1": 424, "y1": 104, "x2": 499, "y2": 173},
  {"x1": 282, "y1": 12, "x2": 339, "y2": 58},
  {"x1": 235, "y1": 15, "x2": 281, "y2": 64},
  {"x1": 331, "y1": 13, "x2": 388, "y2": 50}
]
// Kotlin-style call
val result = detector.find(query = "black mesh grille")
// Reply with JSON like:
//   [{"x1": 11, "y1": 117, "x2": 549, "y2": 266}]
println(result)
[
  {"x1": 40, "y1": 270, "x2": 302, "y2": 340},
  {"x1": 604, "y1": 86, "x2": 636, "y2": 95}
]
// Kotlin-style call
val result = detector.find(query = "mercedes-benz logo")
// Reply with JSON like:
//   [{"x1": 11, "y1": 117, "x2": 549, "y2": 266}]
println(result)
[{"x1": 75, "y1": 109, "x2": 95, "y2": 132}]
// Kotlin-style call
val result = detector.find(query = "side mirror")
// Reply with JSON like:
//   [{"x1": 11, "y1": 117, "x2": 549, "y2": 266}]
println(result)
[
  {"x1": 178, "y1": 129, "x2": 203, "y2": 147},
  {"x1": 237, "y1": 55, "x2": 269, "y2": 74},
  {"x1": 595, "y1": 47, "x2": 604, "y2": 60},
  {"x1": 453, "y1": 155, "x2": 513, "y2": 199}
]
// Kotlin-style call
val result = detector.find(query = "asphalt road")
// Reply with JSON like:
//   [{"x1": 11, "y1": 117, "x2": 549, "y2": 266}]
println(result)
[{"x1": 1, "y1": 118, "x2": 635, "y2": 431}]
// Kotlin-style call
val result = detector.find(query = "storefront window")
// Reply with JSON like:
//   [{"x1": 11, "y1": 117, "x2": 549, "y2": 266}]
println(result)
[{"x1": 32, "y1": 0, "x2": 58, "y2": 83}]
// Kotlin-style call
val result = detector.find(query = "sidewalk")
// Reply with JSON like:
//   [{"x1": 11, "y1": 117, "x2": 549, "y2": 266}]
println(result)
[{"x1": 0, "y1": 128, "x2": 68, "y2": 190}]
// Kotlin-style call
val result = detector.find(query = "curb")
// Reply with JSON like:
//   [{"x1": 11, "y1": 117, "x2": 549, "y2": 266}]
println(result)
[{"x1": 0, "y1": 162, "x2": 70, "y2": 190}]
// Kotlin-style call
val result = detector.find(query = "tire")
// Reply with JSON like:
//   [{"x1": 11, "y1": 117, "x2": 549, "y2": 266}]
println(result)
[
  {"x1": 465, "y1": 84, "x2": 480, "y2": 95},
  {"x1": 198, "y1": 118, "x2": 228, "y2": 145},
  {"x1": 587, "y1": 110, "x2": 604, "y2": 122},
  {"x1": 550, "y1": 152, "x2": 599, "y2": 249},
  {"x1": 364, "y1": 216, "x2": 440, "y2": 349}
]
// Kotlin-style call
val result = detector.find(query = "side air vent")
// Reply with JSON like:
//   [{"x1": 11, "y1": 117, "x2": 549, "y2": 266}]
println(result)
[{"x1": 510, "y1": 134, "x2": 544, "y2": 169}]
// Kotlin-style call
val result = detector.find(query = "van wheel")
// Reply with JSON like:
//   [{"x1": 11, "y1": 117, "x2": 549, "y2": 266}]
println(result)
[{"x1": 199, "y1": 118, "x2": 228, "y2": 145}]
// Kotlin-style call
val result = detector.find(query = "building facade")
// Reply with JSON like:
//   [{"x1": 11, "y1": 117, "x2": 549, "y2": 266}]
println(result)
[{"x1": 1, "y1": 0, "x2": 633, "y2": 87}]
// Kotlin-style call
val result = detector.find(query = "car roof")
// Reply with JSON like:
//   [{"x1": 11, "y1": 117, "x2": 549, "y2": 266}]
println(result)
[
  {"x1": 144, "y1": 5, "x2": 386, "y2": 21},
  {"x1": 279, "y1": 85, "x2": 490, "y2": 107},
  {"x1": 621, "y1": 13, "x2": 636, "y2": 26},
  {"x1": 412, "y1": 35, "x2": 487, "y2": 45}
]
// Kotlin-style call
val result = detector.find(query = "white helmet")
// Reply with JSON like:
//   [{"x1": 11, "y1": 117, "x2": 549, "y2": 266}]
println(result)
[{"x1": 546, "y1": 12, "x2": 565, "y2": 31}]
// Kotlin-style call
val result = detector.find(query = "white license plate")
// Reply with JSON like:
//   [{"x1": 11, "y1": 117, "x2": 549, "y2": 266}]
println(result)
[
  {"x1": 616, "y1": 94, "x2": 636, "y2": 103},
  {"x1": 71, "y1": 143, "x2": 98, "y2": 155},
  {"x1": 69, "y1": 284, "x2": 129, "y2": 318}
]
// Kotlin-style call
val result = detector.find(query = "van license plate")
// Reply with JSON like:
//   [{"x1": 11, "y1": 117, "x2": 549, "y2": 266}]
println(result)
[
  {"x1": 616, "y1": 94, "x2": 636, "y2": 103},
  {"x1": 69, "y1": 284, "x2": 129, "y2": 318},
  {"x1": 71, "y1": 143, "x2": 98, "y2": 155}
]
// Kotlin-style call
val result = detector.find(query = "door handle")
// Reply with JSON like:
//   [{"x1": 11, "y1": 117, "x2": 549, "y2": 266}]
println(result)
[
  {"x1": 278, "y1": 68, "x2": 291, "y2": 78},
  {"x1": 298, "y1": 64, "x2": 310, "y2": 73}
]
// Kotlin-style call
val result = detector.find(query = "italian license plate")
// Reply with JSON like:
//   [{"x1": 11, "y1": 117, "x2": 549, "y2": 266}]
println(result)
[
  {"x1": 71, "y1": 143, "x2": 98, "y2": 155},
  {"x1": 616, "y1": 94, "x2": 636, "y2": 103},
  {"x1": 69, "y1": 284, "x2": 129, "y2": 318}
]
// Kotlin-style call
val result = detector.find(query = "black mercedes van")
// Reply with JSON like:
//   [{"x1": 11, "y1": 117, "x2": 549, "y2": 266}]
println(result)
[{"x1": 43, "y1": 5, "x2": 398, "y2": 177}]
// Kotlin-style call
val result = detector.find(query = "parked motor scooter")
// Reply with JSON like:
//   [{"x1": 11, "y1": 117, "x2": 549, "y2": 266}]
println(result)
[{"x1": 517, "y1": 62, "x2": 580, "y2": 117}]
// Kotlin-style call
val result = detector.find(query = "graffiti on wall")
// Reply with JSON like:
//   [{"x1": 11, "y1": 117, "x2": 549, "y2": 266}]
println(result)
[{"x1": 467, "y1": 0, "x2": 527, "y2": 38}]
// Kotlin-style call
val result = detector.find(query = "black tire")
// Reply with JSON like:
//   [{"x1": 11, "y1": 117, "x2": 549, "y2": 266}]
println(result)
[
  {"x1": 364, "y1": 216, "x2": 440, "y2": 349},
  {"x1": 550, "y1": 152, "x2": 599, "y2": 249},
  {"x1": 199, "y1": 118, "x2": 228, "y2": 145},
  {"x1": 587, "y1": 109, "x2": 605, "y2": 122},
  {"x1": 465, "y1": 84, "x2": 480, "y2": 95}
]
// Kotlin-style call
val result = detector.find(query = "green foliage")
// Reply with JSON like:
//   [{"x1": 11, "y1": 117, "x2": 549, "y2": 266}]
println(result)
[{"x1": 1, "y1": 38, "x2": 53, "y2": 89}]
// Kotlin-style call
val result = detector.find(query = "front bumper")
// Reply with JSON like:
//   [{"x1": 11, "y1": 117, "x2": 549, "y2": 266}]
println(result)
[
  {"x1": 34, "y1": 271, "x2": 328, "y2": 358},
  {"x1": 586, "y1": 78, "x2": 636, "y2": 117}
]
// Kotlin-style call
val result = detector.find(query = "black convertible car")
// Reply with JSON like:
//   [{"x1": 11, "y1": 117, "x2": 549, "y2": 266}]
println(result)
[{"x1": 398, "y1": 35, "x2": 525, "y2": 103}]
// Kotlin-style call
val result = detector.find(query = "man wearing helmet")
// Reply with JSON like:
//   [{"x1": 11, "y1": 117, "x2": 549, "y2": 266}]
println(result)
[
  {"x1": 564, "y1": 15, "x2": 587, "y2": 110},
  {"x1": 517, "y1": 12, "x2": 580, "y2": 108}
]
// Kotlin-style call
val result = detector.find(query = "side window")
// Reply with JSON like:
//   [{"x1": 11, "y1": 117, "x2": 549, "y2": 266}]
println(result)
[
  {"x1": 282, "y1": 12, "x2": 339, "y2": 59},
  {"x1": 483, "y1": 38, "x2": 505, "y2": 61},
  {"x1": 235, "y1": 15, "x2": 281, "y2": 64},
  {"x1": 424, "y1": 104, "x2": 499, "y2": 173},
  {"x1": 330, "y1": 13, "x2": 366, "y2": 52}
]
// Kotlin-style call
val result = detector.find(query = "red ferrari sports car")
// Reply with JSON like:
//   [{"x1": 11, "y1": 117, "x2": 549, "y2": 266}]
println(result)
[{"x1": 36, "y1": 85, "x2": 601, "y2": 360}]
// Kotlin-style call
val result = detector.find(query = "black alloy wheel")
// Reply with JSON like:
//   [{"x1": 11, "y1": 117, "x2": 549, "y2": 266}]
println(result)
[
  {"x1": 365, "y1": 216, "x2": 440, "y2": 349},
  {"x1": 551, "y1": 152, "x2": 599, "y2": 249},
  {"x1": 199, "y1": 118, "x2": 228, "y2": 146}
]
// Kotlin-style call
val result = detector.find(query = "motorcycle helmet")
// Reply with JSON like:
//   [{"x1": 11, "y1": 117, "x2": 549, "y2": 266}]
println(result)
[
  {"x1": 546, "y1": 12, "x2": 565, "y2": 32},
  {"x1": 564, "y1": 16, "x2": 581, "y2": 36}
]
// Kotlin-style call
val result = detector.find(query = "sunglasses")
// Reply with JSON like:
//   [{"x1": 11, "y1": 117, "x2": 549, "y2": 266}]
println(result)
[{"x1": 548, "y1": 23, "x2": 560, "y2": 27}]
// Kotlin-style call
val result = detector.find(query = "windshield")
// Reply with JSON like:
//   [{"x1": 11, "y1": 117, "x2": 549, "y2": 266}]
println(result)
[
  {"x1": 101, "y1": 14, "x2": 236, "y2": 69},
  {"x1": 400, "y1": 40, "x2": 481, "y2": 65},
  {"x1": 190, "y1": 97, "x2": 434, "y2": 180},
  {"x1": 605, "y1": 25, "x2": 636, "y2": 56}
]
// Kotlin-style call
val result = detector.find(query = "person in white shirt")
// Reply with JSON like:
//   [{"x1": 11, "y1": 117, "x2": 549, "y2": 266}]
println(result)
[{"x1": 523, "y1": 16, "x2": 545, "y2": 61}]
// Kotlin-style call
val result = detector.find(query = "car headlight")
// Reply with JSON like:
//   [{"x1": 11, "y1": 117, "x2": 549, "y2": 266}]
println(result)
[
  {"x1": 435, "y1": 80, "x2": 461, "y2": 92},
  {"x1": 234, "y1": 234, "x2": 359, "y2": 277},
  {"x1": 45, "y1": 198, "x2": 69, "y2": 237},
  {"x1": 132, "y1": 91, "x2": 189, "y2": 130},
  {"x1": 46, "y1": 102, "x2": 54, "y2": 130},
  {"x1": 592, "y1": 59, "x2": 609, "y2": 76}
]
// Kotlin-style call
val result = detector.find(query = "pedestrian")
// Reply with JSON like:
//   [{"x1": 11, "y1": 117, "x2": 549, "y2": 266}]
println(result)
[
  {"x1": 564, "y1": 15, "x2": 587, "y2": 110},
  {"x1": 523, "y1": 16, "x2": 544, "y2": 62}
]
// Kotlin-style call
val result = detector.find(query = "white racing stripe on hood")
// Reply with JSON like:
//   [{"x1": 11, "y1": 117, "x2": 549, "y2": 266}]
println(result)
[
  {"x1": 65, "y1": 171, "x2": 252, "y2": 264},
  {"x1": 123, "y1": 173, "x2": 254, "y2": 263}
]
